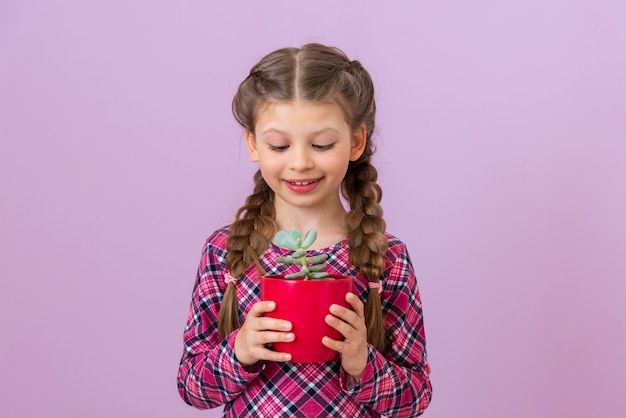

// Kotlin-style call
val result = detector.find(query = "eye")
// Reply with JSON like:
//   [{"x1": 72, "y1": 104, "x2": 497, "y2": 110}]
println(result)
[
  {"x1": 312, "y1": 143, "x2": 335, "y2": 151},
  {"x1": 268, "y1": 145, "x2": 289, "y2": 152}
]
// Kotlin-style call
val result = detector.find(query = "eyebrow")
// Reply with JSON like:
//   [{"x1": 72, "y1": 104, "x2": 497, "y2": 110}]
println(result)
[{"x1": 258, "y1": 127, "x2": 341, "y2": 138}]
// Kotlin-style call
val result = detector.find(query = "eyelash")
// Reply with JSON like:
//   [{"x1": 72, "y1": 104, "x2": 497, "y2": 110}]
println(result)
[
  {"x1": 313, "y1": 144, "x2": 335, "y2": 151},
  {"x1": 268, "y1": 144, "x2": 335, "y2": 152},
  {"x1": 268, "y1": 145, "x2": 289, "y2": 152}
]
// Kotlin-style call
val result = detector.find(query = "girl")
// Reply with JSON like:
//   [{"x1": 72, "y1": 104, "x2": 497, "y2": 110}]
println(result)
[{"x1": 177, "y1": 43, "x2": 432, "y2": 417}]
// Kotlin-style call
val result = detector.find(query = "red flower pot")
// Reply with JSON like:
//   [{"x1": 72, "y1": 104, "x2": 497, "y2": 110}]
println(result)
[{"x1": 261, "y1": 274, "x2": 353, "y2": 362}]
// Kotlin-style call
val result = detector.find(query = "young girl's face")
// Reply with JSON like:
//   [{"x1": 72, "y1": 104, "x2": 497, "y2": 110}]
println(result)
[{"x1": 245, "y1": 100, "x2": 366, "y2": 216}]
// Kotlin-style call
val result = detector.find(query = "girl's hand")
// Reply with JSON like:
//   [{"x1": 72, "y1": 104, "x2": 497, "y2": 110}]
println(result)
[
  {"x1": 234, "y1": 301, "x2": 294, "y2": 366},
  {"x1": 322, "y1": 292, "x2": 368, "y2": 380}
]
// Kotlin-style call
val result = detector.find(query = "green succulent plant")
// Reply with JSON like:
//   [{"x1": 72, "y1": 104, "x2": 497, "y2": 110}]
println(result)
[{"x1": 274, "y1": 229, "x2": 331, "y2": 280}]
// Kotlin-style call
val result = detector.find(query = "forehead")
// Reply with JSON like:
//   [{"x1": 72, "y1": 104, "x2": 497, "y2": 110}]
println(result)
[{"x1": 254, "y1": 100, "x2": 349, "y2": 135}]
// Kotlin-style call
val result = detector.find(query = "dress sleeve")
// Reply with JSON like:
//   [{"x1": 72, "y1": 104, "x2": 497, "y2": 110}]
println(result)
[
  {"x1": 341, "y1": 242, "x2": 432, "y2": 417},
  {"x1": 176, "y1": 238, "x2": 263, "y2": 409}
]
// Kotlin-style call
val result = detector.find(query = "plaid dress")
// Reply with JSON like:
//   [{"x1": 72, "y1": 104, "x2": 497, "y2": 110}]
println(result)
[{"x1": 177, "y1": 226, "x2": 432, "y2": 417}]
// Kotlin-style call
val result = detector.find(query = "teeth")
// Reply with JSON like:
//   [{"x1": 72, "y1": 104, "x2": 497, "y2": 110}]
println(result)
[{"x1": 292, "y1": 181, "x2": 314, "y2": 185}]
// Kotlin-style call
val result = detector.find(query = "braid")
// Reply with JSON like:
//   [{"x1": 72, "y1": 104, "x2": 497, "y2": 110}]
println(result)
[
  {"x1": 344, "y1": 159, "x2": 389, "y2": 353},
  {"x1": 218, "y1": 170, "x2": 276, "y2": 340}
]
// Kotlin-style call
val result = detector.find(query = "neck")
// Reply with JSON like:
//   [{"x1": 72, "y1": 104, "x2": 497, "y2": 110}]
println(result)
[{"x1": 273, "y1": 202, "x2": 348, "y2": 250}]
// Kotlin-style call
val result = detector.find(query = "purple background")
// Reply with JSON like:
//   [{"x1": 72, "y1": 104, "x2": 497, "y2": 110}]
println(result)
[{"x1": 1, "y1": 1, "x2": 625, "y2": 417}]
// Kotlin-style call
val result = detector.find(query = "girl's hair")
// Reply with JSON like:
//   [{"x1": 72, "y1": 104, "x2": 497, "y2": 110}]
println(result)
[{"x1": 219, "y1": 43, "x2": 389, "y2": 353}]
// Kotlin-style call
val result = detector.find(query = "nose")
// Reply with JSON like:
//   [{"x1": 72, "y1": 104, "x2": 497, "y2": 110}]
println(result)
[{"x1": 289, "y1": 145, "x2": 314, "y2": 172}]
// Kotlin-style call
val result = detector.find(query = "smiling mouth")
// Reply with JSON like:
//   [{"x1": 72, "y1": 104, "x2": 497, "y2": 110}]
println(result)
[
  {"x1": 283, "y1": 178, "x2": 323, "y2": 192},
  {"x1": 287, "y1": 180, "x2": 318, "y2": 186}
]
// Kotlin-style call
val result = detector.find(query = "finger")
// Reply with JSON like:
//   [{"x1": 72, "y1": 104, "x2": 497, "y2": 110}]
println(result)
[
  {"x1": 249, "y1": 300, "x2": 277, "y2": 316},
  {"x1": 257, "y1": 331, "x2": 295, "y2": 345},
  {"x1": 256, "y1": 316, "x2": 293, "y2": 332},
  {"x1": 325, "y1": 313, "x2": 356, "y2": 337},
  {"x1": 321, "y1": 335, "x2": 345, "y2": 352},
  {"x1": 253, "y1": 346, "x2": 293, "y2": 363},
  {"x1": 345, "y1": 292, "x2": 365, "y2": 318},
  {"x1": 329, "y1": 304, "x2": 361, "y2": 328}
]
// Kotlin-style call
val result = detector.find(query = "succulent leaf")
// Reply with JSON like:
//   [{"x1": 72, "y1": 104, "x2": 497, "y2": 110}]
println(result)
[
  {"x1": 311, "y1": 272, "x2": 330, "y2": 279},
  {"x1": 285, "y1": 271, "x2": 307, "y2": 279},
  {"x1": 289, "y1": 228, "x2": 301, "y2": 243},
  {"x1": 291, "y1": 249, "x2": 306, "y2": 259},
  {"x1": 275, "y1": 231, "x2": 297, "y2": 250},
  {"x1": 306, "y1": 254, "x2": 329, "y2": 264},
  {"x1": 302, "y1": 229, "x2": 317, "y2": 248},
  {"x1": 272, "y1": 228, "x2": 334, "y2": 281}
]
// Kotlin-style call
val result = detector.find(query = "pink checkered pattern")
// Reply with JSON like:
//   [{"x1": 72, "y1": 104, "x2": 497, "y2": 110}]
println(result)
[{"x1": 177, "y1": 227, "x2": 432, "y2": 417}]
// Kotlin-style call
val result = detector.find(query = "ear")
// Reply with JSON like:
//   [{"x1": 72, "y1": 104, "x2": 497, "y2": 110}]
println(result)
[
  {"x1": 349, "y1": 123, "x2": 367, "y2": 161},
  {"x1": 245, "y1": 130, "x2": 259, "y2": 162}
]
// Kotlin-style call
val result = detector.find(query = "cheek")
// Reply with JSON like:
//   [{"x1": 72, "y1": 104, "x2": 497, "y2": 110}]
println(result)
[
  {"x1": 324, "y1": 153, "x2": 351, "y2": 174},
  {"x1": 257, "y1": 157, "x2": 282, "y2": 177},
  {"x1": 257, "y1": 165, "x2": 275, "y2": 188}
]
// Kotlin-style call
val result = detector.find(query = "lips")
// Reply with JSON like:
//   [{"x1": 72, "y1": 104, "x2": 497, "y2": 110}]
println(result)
[
  {"x1": 289, "y1": 180, "x2": 317, "y2": 186},
  {"x1": 284, "y1": 178, "x2": 322, "y2": 193}
]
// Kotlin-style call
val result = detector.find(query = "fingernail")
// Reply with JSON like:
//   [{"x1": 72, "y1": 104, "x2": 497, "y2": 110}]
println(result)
[
  {"x1": 283, "y1": 321, "x2": 291, "y2": 330},
  {"x1": 285, "y1": 333, "x2": 295, "y2": 341}
]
